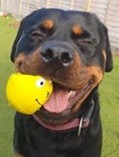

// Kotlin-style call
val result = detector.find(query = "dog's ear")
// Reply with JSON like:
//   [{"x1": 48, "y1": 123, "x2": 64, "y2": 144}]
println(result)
[
  {"x1": 11, "y1": 10, "x2": 39, "y2": 62},
  {"x1": 92, "y1": 13, "x2": 113, "y2": 72},
  {"x1": 103, "y1": 25, "x2": 113, "y2": 72},
  {"x1": 11, "y1": 20, "x2": 24, "y2": 62}
]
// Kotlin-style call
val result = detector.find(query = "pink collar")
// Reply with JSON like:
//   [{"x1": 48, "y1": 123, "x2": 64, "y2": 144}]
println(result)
[
  {"x1": 33, "y1": 114, "x2": 89, "y2": 131},
  {"x1": 33, "y1": 114, "x2": 90, "y2": 132}
]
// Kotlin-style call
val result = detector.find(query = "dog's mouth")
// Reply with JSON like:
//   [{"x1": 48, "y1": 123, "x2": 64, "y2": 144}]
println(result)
[
  {"x1": 42, "y1": 78, "x2": 94, "y2": 114},
  {"x1": 35, "y1": 78, "x2": 95, "y2": 126}
]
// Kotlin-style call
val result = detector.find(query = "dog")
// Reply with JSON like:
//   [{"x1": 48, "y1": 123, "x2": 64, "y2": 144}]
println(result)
[{"x1": 11, "y1": 8, "x2": 113, "y2": 157}]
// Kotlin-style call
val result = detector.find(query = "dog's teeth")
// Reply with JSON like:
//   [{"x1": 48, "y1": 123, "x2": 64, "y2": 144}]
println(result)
[{"x1": 68, "y1": 91, "x2": 76, "y2": 98}]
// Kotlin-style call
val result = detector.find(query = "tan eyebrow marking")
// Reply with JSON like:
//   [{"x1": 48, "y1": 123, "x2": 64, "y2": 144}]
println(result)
[
  {"x1": 72, "y1": 26, "x2": 83, "y2": 36},
  {"x1": 42, "y1": 20, "x2": 54, "y2": 30}
]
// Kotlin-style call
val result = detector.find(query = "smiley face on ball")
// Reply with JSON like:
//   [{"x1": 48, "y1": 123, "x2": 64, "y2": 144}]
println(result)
[{"x1": 35, "y1": 77, "x2": 52, "y2": 105}]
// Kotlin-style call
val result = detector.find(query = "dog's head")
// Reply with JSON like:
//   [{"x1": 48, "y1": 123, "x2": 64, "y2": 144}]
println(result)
[{"x1": 11, "y1": 8, "x2": 113, "y2": 125}]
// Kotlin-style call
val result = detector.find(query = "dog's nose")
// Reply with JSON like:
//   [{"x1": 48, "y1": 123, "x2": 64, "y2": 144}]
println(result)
[{"x1": 40, "y1": 44, "x2": 74, "y2": 66}]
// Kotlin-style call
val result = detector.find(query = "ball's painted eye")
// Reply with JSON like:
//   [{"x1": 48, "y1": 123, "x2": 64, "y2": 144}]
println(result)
[{"x1": 36, "y1": 78, "x2": 45, "y2": 88}]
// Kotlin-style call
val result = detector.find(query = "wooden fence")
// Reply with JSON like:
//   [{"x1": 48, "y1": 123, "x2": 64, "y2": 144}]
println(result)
[{"x1": 1, "y1": 0, "x2": 119, "y2": 51}]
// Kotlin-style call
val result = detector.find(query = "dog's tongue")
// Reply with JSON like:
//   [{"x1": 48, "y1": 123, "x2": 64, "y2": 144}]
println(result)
[{"x1": 44, "y1": 86, "x2": 69, "y2": 113}]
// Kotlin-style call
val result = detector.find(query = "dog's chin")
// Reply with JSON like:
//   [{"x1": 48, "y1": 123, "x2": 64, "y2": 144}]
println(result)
[{"x1": 35, "y1": 78, "x2": 95, "y2": 126}]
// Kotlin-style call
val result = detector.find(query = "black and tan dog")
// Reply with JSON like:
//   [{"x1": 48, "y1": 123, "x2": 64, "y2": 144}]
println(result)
[{"x1": 11, "y1": 8, "x2": 113, "y2": 157}]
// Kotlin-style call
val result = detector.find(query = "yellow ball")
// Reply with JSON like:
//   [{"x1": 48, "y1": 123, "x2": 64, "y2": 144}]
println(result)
[{"x1": 6, "y1": 73, "x2": 53, "y2": 115}]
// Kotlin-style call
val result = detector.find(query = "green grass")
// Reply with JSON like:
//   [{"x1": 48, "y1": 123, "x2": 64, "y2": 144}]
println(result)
[
  {"x1": 0, "y1": 17, "x2": 119, "y2": 157},
  {"x1": 0, "y1": 17, "x2": 17, "y2": 156},
  {"x1": 100, "y1": 56, "x2": 119, "y2": 157}
]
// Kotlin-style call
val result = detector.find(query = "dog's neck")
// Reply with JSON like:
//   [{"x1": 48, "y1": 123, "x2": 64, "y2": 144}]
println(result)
[{"x1": 33, "y1": 100, "x2": 95, "y2": 134}]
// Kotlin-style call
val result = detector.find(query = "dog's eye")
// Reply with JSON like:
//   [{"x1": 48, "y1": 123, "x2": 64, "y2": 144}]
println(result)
[
  {"x1": 36, "y1": 78, "x2": 45, "y2": 88},
  {"x1": 76, "y1": 39, "x2": 93, "y2": 46},
  {"x1": 30, "y1": 31, "x2": 45, "y2": 41}
]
